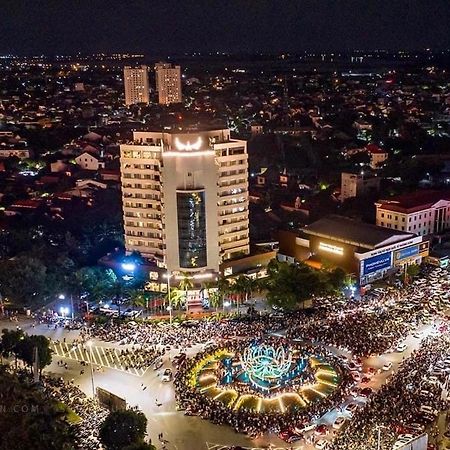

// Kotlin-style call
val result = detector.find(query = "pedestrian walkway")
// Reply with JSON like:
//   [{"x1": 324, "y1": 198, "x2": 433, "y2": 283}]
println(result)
[{"x1": 51, "y1": 341, "x2": 148, "y2": 377}]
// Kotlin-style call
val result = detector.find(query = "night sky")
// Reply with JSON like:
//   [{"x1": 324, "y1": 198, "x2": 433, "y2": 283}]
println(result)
[{"x1": 1, "y1": 0, "x2": 450, "y2": 56}]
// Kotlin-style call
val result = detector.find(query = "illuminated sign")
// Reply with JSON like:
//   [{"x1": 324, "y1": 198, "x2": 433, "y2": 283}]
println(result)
[
  {"x1": 318, "y1": 242, "x2": 344, "y2": 255},
  {"x1": 362, "y1": 251, "x2": 392, "y2": 276},
  {"x1": 395, "y1": 245, "x2": 419, "y2": 261},
  {"x1": 174, "y1": 137, "x2": 202, "y2": 151}
]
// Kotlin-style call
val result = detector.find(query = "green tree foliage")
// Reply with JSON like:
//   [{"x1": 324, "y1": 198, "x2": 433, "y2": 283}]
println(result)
[
  {"x1": 0, "y1": 256, "x2": 48, "y2": 305},
  {"x1": 0, "y1": 368, "x2": 75, "y2": 450},
  {"x1": 15, "y1": 334, "x2": 52, "y2": 375},
  {"x1": 406, "y1": 263, "x2": 421, "y2": 278},
  {"x1": 99, "y1": 409, "x2": 148, "y2": 450},
  {"x1": 264, "y1": 260, "x2": 345, "y2": 310}
]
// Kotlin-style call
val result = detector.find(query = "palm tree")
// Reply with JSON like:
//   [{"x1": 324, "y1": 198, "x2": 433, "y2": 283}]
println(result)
[
  {"x1": 217, "y1": 276, "x2": 230, "y2": 308},
  {"x1": 166, "y1": 288, "x2": 184, "y2": 310},
  {"x1": 209, "y1": 290, "x2": 221, "y2": 313},
  {"x1": 178, "y1": 273, "x2": 194, "y2": 311},
  {"x1": 129, "y1": 289, "x2": 146, "y2": 309}
]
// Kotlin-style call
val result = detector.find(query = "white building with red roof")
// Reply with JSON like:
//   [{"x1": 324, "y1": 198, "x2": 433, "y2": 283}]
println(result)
[{"x1": 375, "y1": 190, "x2": 450, "y2": 236}]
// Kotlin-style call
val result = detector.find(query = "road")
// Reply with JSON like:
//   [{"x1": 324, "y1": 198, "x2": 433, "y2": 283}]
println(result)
[{"x1": 2, "y1": 313, "x2": 445, "y2": 450}]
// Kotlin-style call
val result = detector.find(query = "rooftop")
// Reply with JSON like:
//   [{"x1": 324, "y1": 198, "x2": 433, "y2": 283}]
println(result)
[
  {"x1": 376, "y1": 190, "x2": 450, "y2": 213},
  {"x1": 303, "y1": 215, "x2": 414, "y2": 250}
]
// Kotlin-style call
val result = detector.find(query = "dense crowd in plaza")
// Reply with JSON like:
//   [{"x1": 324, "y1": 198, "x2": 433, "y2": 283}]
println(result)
[
  {"x1": 330, "y1": 333, "x2": 450, "y2": 449},
  {"x1": 173, "y1": 338, "x2": 353, "y2": 435},
  {"x1": 14, "y1": 267, "x2": 445, "y2": 449},
  {"x1": 42, "y1": 375, "x2": 108, "y2": 450}
]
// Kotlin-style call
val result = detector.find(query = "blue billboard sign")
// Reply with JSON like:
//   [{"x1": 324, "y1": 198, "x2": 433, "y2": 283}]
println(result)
[
  {"x1": 395, "y1": 245, "x2": 419, "y2": 261},
  {"x1": 362, "y1": 251, "x2": 392, "y2": 276}
]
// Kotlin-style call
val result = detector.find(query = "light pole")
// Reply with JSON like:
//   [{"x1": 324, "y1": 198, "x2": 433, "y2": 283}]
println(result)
[
  {"x1": 59, "y1": 294, "x2": 74, "y2": 320},
  {"x1": 87, "y1": 340, "x2": 95, "y2": 398},
  {"x1": 165, "y1": 271, "x2": 173, "y2": 322}
]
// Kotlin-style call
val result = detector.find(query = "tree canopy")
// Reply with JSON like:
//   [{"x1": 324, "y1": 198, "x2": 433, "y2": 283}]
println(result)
[
  {"x1": 99, "y1": 409, "x2": 148, "y2": 450},
  {"x1": 263, "y1": 260, "x2": 346, "y2": 310}
]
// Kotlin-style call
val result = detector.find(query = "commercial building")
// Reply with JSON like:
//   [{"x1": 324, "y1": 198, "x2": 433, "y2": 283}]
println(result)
[
  {"x1": 154, "y1": 62, "x2": 182, "y2": 105},
  {"x1": 340, "y1": 171, "x2": 380, "y2": 202},
  {"x1": 120, "y1": 127, "x2": 249, "y2": 277},
  {"x1": 375, "y1": 190, "x2": 450, "y2": 236},
  {"x1": 278, "y1": 215, "x2": 429, "y2": 286},
  {"x1": 123, "y1": 65, "x2": 150, "y2": 106}
]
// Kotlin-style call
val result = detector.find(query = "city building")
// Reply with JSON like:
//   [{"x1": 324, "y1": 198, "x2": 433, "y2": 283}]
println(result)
[
  {"x1": 366, "y1": 143, "x2": 388, "y2": 169},
  {"x1": 120, "y1": 127, "x2": 249, "y2": 277},
  {"x1": 154, "y1": 62, "x2": 182, "y2": 105},
  {"x1": 278, "y1": 215, "x2": 429, "y2": 286},
  {"x1": 375, "y1": 190, "x2": 450, "y2": 236},
  {"x1": 123, "y1": 65, "x2": 150, "y2": 106},
  {"x1": 340, "y1": 171, "x2": 380, "y2": 202}
]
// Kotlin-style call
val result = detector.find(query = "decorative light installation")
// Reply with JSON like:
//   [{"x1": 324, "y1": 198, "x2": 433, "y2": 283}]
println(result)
[{"x1": 240, "y1": 344, "x2": 293, "y2": 389}]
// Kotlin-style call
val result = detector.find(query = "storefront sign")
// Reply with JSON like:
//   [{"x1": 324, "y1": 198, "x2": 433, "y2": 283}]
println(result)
[
  {"x1": 362, "y1": 251, "x2": 392, "y2": 276},
  {"x1": 318, "y1": 242, "x2": 344, "y2": 256},
  {"x1": 395, "y1": 245, "x2": 419, "y2": 261}
]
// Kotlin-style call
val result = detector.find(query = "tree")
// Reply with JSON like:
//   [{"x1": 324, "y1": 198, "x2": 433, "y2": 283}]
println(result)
[
  {"x1": 16, "y1": 334, "x2": 52, "y2": 375},
  {"x1": 0, "y1": 369, "x2": 75, "y2": 450},
  {"x1": 264, "y1": 260, "x2": 330, "y2": 310},
  {"x1": 166, "y1": 288, "x2": 184, "y2": 310},
  {"x1": 406, "y1": 263, "x2": 421, "y2": 280},
  {"x1": 99, "y1": 409, "x2": 148, "y2": 450},
  {"x1": 178, "y1": 273, "x2": 194, "y2": 311},
  {"x1": 217, "y1": 276, "x2": 230, "y2": 306},
  {"x1": 0, "y1": 256, "x2": 48, "y2": 305},
  {"x1": 0, "y1": 328, "x2": 24, "y2": 367}
]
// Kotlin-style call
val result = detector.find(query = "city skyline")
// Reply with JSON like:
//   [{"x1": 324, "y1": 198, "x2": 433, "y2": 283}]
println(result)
[{"x1": 2, "y1": 0, "x2": 450, "y2": 56}]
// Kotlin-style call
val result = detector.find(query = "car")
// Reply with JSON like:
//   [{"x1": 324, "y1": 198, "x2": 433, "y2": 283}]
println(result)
[
  {"x1": 382, "y1": 361, "x2": 393, "y2": 371},
  {"x1": 315, "y1": 438, "x2": 328, "y2": 449},
  {"x1": 350, "y1": 371, "x2": 361, "y2": 382},
  {"x1": 396, "y1": 342, "x2": 408, "y2": 352},
  {"x1": 161, "y1": 368, "x2": 173, "y2": 382},
  {"x1": 279, "y1": 428, "x2": 303, "y2": 443},
  {"x1": 359, "y1": 387, "x2": 373, "y2": 398},
  {"x1": 419, "y1": 405, "x2": 437, "y2": 416},
  {"x1": 314, "y1": 424, "x2": 328, "y2": 436},
  {"x1": 332, "y1": 416, "x2": 346, "y2": 430},
  {"x1": 344, "y1": 402, "x2": 359, "y2": 416}
]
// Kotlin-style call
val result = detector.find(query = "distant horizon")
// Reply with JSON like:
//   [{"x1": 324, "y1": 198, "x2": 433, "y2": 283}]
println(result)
[
  {"x1": 2, "y1": 48, "x2": 450, "y2": 58},
  {"x1": 2, "y1": 1, "x2": 449, "y2": 57}
]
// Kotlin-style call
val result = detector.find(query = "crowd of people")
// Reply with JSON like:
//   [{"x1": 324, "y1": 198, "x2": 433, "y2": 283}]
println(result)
[
  {"x1": 42, "y1": 375, "x2": 108, "y2": 450},
  {"x1": 174, "y1": 337, "x2": 354, "y2": 436},
  {"x1": 330, "y1": 333, "x2": 450, "y2": 449}
]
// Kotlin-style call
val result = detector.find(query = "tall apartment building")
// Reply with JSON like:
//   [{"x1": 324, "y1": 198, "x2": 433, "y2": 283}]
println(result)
[
  {"x1": 375, "y1": 190, "x2": 450, "y2": 236},
  {"x1": 154, "y1": 62, "x2": 182, "y2": 105},
  {"x1": 120, "y1": 127, "x2": 249, "y2": 275},
  {"x1": 123, "y1": 65, "x2": 150, "y2": 106},
  {"x1": 340, "y1": 172, "x2": 380, "y2": 202}
]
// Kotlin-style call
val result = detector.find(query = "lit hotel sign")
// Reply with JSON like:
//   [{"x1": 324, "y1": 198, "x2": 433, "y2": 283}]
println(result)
[
  {"x1": 174, "y1": 137, "x2": 202, "y2": 151},
  {"x1": 318, "y1": 242, "x2": 344, "y2": 256}
]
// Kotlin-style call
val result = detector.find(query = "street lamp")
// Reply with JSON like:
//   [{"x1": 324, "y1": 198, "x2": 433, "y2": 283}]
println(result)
[
  {"x1": 86, "y1": 340, "x2": 95, "y2": 399},
  {"x1": 164, "y1": 271, "x2": 173, "y2": 318},
  {"x1": 59, "y1": 294, "x2": 74, "y2": 319},
  {"x1": 167, "y1": 305, "x2": 173, "y2": 325}
]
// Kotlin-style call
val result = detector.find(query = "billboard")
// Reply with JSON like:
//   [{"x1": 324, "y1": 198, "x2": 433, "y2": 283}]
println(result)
[
  {"x1": 362, "y1": 251, "x2": 392, "y2": 276},
  {"x1": 96, "y1": 387, "x2": 127, "y2": 412},
  {"x1": 395, "y1": 245, "x2": 419, "y2": 262}
]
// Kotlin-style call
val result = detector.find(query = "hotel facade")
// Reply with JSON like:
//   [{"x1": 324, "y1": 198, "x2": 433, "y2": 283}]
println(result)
[{"x1": 120, "y1": 128, "x2": 249, "y2": 276}]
